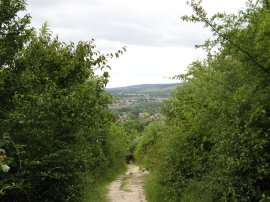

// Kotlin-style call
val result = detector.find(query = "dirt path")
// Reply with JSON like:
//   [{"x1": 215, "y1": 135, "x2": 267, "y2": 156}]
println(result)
[{"x1": 107, "y1": 164, "x2": 148, "y2": 202}]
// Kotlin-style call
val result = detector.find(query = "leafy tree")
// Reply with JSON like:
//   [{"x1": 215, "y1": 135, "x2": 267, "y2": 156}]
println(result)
[
  {"x1": 0, "y1": 0, "x2": 31, "y2": 197},
  {"x1": 0, "y1": 0, "x2": 31, "y2": 141},
  {"x1": 143, "y1": 1, "x2": 270, "y2": 201},
  {"x1": 0, "y1": 2, "x2": 127, "y2": 201}
]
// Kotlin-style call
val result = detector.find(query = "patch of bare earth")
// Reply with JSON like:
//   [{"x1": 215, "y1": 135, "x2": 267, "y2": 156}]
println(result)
[{"x1": 107, "y1": 164, "x2": 148, "y2": 202}]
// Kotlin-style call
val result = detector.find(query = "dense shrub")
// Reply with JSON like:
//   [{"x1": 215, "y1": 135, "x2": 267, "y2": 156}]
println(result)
[
  {"x1": 0, "y1": 1, "x2": 127, "y2": 201},
  {"x1": 138, "y1": 1, "x2": 270, "y2": 201},
  {"x1": 135, "y1": 121, "x2": 167, "y2": 170}
]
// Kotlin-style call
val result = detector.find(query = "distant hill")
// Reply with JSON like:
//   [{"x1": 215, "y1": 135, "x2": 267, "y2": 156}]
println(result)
[{"x1": 107, "y1": 83, "x2": 179, "y2": 97}]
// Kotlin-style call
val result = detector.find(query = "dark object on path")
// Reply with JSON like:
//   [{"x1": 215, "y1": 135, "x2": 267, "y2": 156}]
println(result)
[{"x1": 126, "y1": 154, "x2": 135, "y2": 164}]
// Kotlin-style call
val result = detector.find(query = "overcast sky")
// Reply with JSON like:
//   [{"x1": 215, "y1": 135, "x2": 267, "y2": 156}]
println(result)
[{"x1": 26, "y1": 0, "x2": 246, "y2": 87}]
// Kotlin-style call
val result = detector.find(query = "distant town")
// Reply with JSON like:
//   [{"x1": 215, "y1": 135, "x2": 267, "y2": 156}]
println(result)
[{"x1": 107, "y1": 83, "x2": 179, "y2": 121}]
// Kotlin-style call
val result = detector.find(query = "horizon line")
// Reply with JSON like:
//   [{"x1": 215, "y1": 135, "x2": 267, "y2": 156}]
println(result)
[{"x1": 106, "y1": 82, "x2": 180, "y2": 89}]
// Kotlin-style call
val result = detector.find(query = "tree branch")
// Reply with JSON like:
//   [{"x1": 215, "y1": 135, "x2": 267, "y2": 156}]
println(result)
[{"x1": 192, "y1": 3, "x2": 268, "y2": 73}]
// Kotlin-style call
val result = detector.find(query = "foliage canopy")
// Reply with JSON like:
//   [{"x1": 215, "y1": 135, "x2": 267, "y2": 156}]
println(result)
[
  {"x1": 0, "y1": 1, "x2": 127, "y2": 201},
  {"x1": 136, "y1": 1, "x2": 270, "y2": 201}
]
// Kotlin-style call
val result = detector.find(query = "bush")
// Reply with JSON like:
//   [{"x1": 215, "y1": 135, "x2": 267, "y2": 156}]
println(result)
[
  {"x1": 0, "y1": 2, "x2": 127, "y2": 200},
  {"x1": 141, "y1": 1, "x2": 270, "y2": 201}
]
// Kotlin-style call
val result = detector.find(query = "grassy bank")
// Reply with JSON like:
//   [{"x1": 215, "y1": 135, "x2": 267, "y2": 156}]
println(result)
[
  {"x1": 143, "y1": 172, "x2": 169, "y2": 202},
  {"x1": 82, "y1": 165, "x2": 127, "y2": 202},
  {"x1": 143, "y1": 172, "x2": 211, "y2": 202}
]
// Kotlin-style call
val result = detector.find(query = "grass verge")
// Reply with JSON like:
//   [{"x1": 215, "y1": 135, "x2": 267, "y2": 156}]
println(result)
[
  {"x1": 119, "y1": 172, "x2": 133, "y2": 192},
  {"x1": 143, "y1": 171, "x2": 170, "y2": 202},
  {"x1": 143, "y1": 171, "x2": 212, "y2": 202}
]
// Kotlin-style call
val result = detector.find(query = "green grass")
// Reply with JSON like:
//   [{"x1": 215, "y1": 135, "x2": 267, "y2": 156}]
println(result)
[
  {"x1": 119, "y1": 174, "x2": 132, "y2": 192},
  {"x1": 143, "y1": 172, "x2": 212, "y2": 202},
  {"x1": 143, "y1": 172, "x2": 170, "y2": 202},
  {"x1": 82, "y1": 165, "x2": 127, "y2": 202}
]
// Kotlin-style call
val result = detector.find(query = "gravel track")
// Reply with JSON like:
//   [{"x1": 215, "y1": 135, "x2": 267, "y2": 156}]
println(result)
[{"x1": 107, "y1": 164, "x2": 147, "y2": 202}]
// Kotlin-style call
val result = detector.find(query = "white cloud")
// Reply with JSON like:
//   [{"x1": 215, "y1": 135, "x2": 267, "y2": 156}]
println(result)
[
  {"x1": 26, "y1": 0, "x2": 246, "y2": 87},
  {"x1": 107, "y1": 45, "x2": 205, "y2": 87},
  {"x1": 27, "y1": 0, "x2": 212, "y2": 47}
]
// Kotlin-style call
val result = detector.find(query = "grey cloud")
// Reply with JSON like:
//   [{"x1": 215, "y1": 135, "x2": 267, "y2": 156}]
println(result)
[
  {"x1": 24, "y1": 0, "x2": 245, "y2": 88},
  {"x1": 26, "y1": 0, "x2": 211, "y2": 49}
]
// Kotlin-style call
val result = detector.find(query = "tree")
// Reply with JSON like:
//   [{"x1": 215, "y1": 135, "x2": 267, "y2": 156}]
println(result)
[
  {"x1": 143, "y1": 1, "x2": 270, "y2": 201},
  {"x1": 0, "y1": 3, "x2": 127, "y2": 201},
  {"x1": 0, "y1": 0, "x2": 31, "y2": 136}
]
